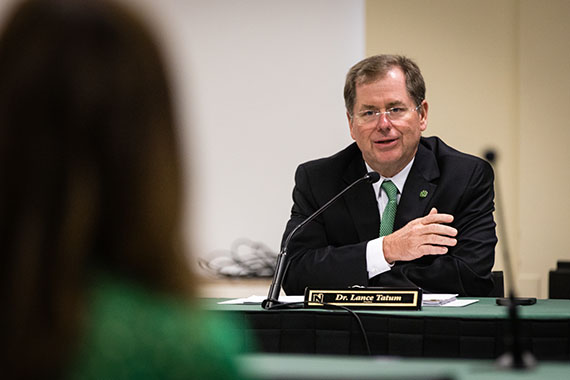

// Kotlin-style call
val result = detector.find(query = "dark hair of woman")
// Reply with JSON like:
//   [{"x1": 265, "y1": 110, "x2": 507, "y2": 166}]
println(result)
[{"x1": 0, "y1": 0, "x2": 194, "y2": 377}]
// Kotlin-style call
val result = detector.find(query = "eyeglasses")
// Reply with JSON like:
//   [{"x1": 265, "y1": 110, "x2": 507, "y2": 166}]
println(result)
[{"x1": 353, "y1": 104, "x2": 422, "y2": 124}]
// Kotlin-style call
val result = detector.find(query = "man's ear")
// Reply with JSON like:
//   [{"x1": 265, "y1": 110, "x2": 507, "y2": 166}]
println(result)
[
  {"x1": 347, "y1": 111, "x2": 356, "y2": 140},
  {"x1": 419, "y1": 100, "x2": 428, "y2": 132}
]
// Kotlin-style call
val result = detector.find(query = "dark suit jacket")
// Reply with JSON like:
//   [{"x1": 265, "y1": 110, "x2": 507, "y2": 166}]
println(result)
[{"x1": 281, "y1": 136, "x2": 497, "y2": 296}]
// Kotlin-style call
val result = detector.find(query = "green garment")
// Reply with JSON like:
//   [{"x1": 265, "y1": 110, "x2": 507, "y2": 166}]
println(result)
[{"x1": 68, "y1": 275, "x2": 250, "y2": 379}]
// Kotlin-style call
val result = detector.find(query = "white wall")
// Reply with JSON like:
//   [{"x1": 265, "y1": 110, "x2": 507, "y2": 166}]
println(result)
[
  {"x1": 123, "y1": 0, "x2": 365, "y2": 259},
  {"x1": 0, "y1": 0, "x2": 364, "y2": 261}
]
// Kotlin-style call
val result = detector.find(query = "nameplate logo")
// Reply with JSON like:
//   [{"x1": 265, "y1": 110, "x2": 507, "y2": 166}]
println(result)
[{"x1": 304, "y1": 287, "x2": 422, "y2": 310}]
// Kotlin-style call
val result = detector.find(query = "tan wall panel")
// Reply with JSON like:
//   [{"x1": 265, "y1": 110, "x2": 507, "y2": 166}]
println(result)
[
  {"x1": 367, "y1": 0, "x2": 570, "y2": 298},
  {"x1": 366, "y1": 0, "x2": 519, "y2": 290},
  {"x1": 519, "y1": 0, "x2": 570, "y2": 298}
]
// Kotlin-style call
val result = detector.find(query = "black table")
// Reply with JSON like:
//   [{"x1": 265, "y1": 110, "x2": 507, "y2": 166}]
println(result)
[{"x1": 203, "y1": 297, "x2": 570, "y2": 360}]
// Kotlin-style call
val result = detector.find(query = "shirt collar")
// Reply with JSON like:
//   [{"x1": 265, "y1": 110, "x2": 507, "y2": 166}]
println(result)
[{"x1": 366, "y1": 157, "x2": 415, "y2": 199}]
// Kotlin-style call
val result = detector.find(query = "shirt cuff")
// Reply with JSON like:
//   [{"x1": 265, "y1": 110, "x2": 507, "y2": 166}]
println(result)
[{"x1": 366, "y1": 237, "x2": 393, "y2": 279}]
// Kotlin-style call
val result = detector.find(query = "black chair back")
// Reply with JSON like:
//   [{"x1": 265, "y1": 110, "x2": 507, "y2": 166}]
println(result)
[
  {"x1": 489, "y1": 271, "x2": 505, "y2": 297},
  {"x1": 549, "y1": 261, "x2": 570, "y2": 299}
]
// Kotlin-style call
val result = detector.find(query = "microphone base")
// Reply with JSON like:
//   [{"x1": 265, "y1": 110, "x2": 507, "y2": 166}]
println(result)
[
  {"x1": 261, "y1": 298, "x2": 280, "y2": 310},
  {"x1": 496, "y1": 297, "x2": 537, "y2": 306},
  {"x1": 496, "y1": 351, "x2": 537, "y2": 370}
]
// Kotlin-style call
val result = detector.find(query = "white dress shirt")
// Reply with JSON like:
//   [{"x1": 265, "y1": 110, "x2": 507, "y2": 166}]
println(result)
[{"x1": 365, "y1": 158, "x2": 415, "y2": 278}]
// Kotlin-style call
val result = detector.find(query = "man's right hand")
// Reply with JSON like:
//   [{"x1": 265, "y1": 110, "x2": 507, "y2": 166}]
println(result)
[{"x1": 383, "y1": 207, "x2": 457, "y2": 264}]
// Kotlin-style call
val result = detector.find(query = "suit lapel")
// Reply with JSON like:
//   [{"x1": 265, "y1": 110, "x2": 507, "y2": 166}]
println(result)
[
  {"x1": 342, "y1": 150, "x2": 380, "y2": 242},
  {"x1": 394, "y1": 142, "x2": 440, "y2": 231}
]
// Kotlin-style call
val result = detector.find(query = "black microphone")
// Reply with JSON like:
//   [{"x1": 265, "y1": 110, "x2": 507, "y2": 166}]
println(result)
[
  {"x1": 484, "y1": 150, "x2": 496, "y2": 163},
  {"x1": 262, "y1": 171, "x2": 381, "y2": 309},
  {"x1": 484, "y1": 148, "x2": 536, "y2": 369}
]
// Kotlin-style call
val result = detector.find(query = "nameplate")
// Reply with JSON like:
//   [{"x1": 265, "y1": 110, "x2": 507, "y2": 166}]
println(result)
[{"x1": 304, "y1": 287, "x2": 422, "y2": 310}]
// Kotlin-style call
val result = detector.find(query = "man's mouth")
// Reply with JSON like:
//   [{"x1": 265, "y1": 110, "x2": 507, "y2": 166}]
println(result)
[{"x1": 375, "y1": 138, "x2": 397, "y2": 145}]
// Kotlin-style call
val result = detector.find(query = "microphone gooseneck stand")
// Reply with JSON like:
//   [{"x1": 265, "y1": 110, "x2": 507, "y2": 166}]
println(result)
[
  {"x1": 262, "y1": 171, "x2": 380, "y2": 309},
  {"x1": 484, "y1": 150, "x2": 536, "y2": 369}
]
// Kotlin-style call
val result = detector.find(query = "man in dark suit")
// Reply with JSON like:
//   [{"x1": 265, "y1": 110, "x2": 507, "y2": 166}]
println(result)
[{"x1": 282, "y1": 55, "x2": 497, "y2": 296}]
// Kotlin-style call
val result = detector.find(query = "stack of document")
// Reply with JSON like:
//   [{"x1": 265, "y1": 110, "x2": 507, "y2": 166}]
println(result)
[{"x1": 422, "y1": 293, "x2": 457, "y2": 306}]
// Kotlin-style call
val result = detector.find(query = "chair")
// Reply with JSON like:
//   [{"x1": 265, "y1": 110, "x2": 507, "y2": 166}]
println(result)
[
  {"x1": 488, "y1": 271, "x2": 504, "y2": 297},
  {"x1": 549, "y1": 261, "x2": 570, "y2": 299}
]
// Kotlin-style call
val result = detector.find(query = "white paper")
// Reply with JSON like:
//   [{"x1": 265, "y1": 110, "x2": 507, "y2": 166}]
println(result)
[
  {"x1": 434, "y1": 299, "x2": 479, "y2": 307},
  {"x1": 217, "y1": 295, "x2": 303, "y2": 305},
  {"x1": 422, "y1": 293, "x2": 457, "y2": 306}
]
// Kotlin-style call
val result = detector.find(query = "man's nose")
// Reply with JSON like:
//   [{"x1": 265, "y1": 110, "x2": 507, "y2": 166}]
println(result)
[{"x1": 376, "y1": 112, "x2": 391, "y2": 129}]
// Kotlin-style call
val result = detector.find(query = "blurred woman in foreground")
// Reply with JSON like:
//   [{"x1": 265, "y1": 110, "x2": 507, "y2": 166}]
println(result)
[{"x1": 0, "y1": 0, "x2": 250, "y2": 378}]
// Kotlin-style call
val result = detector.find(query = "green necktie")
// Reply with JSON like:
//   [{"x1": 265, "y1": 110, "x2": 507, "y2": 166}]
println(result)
[{"x1": 380, "y1": 180, "x2": 398, "y2": 237}]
